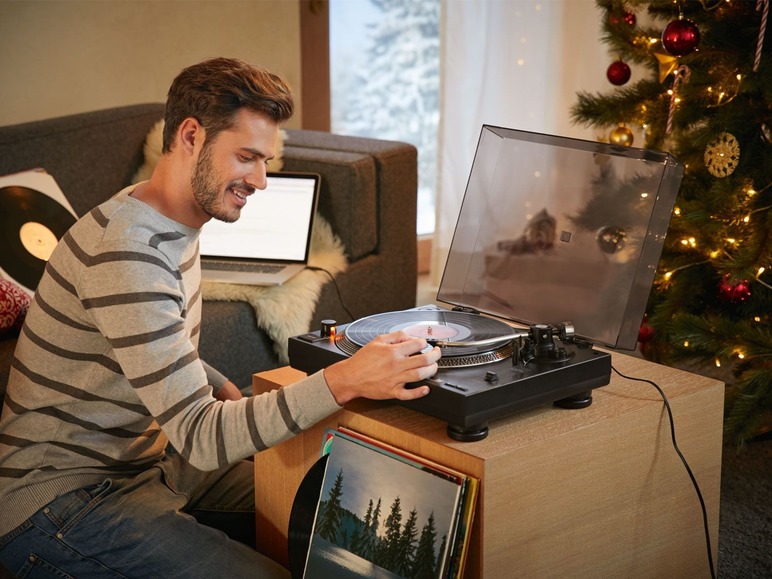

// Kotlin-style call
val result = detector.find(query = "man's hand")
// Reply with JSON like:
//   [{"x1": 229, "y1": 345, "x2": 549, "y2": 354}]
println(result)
[
  {"x1": 215, "y1": 380, "x2": 244, "y2": 402},
  {"x1": 323, "y1": 330, "x2": 441, "y2": 405}
]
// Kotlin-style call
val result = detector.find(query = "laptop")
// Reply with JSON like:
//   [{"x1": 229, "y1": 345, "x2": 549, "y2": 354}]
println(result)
[{"x1": 199, "y1": 172, "x2": 320, "y2": 286}]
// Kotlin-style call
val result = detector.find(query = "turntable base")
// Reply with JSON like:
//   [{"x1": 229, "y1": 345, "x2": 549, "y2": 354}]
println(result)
[
  {"x1": 288, "y1": 306, "x2": 612, "y2": 440},
  {"x1": 252, "y1": 360, "x2": 724, "y2": 578}
]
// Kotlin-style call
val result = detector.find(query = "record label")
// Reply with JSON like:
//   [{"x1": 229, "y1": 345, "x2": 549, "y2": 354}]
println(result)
[{"x1": 19, "y1": 221, "x2": 58, "y2": 261}]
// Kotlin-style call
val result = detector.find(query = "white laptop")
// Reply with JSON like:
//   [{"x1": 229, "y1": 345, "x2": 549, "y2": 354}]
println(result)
[{"x1": 199, "y1": 172, "x2": 320, "y2": 286}]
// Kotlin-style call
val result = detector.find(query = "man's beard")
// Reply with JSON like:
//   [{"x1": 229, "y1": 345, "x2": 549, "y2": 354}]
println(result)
[{"x1": 191, "y1": 144, "x2": 243, "y2": 223}]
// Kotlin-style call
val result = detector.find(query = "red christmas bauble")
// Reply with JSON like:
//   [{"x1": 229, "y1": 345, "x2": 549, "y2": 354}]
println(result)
[
  {"x1": 718, "y1": 275, "x2": 752, "y2": 303},
  {"x1": 638, "y1": 318, "x2": 655, "y2": 343},
  {"x1": 608, "y1": 10, "x2": 636, "y2": 27},
  {"x1": 661, "y1": 18, "x2": 700, "y2": 56},
  {"x1": 607, "y1": 61, "x2": 631, "y2": 86}
]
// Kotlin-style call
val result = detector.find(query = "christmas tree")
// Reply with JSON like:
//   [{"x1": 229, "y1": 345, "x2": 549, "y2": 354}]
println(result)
[{"x1": 572, "y1": 0, "x2": 771, "y2": 447}]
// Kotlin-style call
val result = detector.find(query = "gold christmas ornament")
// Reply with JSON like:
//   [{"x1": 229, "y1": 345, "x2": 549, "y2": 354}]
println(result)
[
  {"x1": 609, "y1": 123, "x2": 634, "y2": 147},
  {"x1": 704, "y1": 132, "x2": 740, "y2": 177},
  {"x1": 653, "y1": 50, "x2": 679, "y2": 83}
]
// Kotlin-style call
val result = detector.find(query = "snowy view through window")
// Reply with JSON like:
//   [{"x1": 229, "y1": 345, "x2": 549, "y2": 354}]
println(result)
[{"x1": 330, "y1": 0, "x2": 439, "y2": 235}]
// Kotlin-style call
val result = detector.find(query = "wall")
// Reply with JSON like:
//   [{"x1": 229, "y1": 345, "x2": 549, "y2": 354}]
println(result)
[{"x1": 0, "y1": 0, "x2": 303, "y2": 128}]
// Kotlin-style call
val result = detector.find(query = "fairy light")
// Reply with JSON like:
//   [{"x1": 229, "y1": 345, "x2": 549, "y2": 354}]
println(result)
[
  {"x1": 755, "y1": 316, "x2": 762, "y2": 322},
  {"x1": 684, "y1": 340, "x2": 690, "y2": 347},
  {"x1": 743, "y1": 215, "x2": 751, "y2": 223},
  {"x1": 715, "y1": 357, "x2": 721, "y2": 367},
  {"x1": 674, "y1": 206, "x2": 682, "y2": 216},
  {"x1": 759, "y1": 266, "x2": 766, "y2": 276}
]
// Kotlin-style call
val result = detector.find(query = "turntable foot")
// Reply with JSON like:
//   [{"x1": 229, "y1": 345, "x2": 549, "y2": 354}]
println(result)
[
  {"x1": 554, "y1": 391, "x2": 593, "y2": 409},
  {"x1": 447, "y1": 423, "x2": 489, "y2": 442}
]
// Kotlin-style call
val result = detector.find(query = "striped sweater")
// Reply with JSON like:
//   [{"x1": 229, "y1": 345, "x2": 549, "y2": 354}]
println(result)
[{"x1": 0, "y1": 186, "x2": 340, "y2": 535}]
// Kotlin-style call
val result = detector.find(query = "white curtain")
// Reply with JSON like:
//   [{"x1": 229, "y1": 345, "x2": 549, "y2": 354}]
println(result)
[{"x1": 432, "y1": 0, "x2": 610, "y2": 285}]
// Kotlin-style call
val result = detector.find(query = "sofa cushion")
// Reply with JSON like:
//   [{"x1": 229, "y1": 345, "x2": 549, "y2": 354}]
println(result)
[{"x1": 0, "y1": 280, "x2": 30, "y2": 337}]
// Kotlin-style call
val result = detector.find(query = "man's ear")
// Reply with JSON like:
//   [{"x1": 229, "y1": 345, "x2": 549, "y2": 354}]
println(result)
[{"x1": 177, "y1": 117, "x2": 204, "y2": 156}]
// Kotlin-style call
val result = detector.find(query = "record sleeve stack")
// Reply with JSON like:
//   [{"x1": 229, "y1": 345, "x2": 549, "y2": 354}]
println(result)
[{"x1": 289, "y1": 427, "x2": 478, "y2": 579}]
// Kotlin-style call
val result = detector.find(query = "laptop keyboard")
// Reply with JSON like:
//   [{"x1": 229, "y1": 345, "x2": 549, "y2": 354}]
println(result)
[{"x1": 204, "y1": 261, "x2": 287, "y2": 274}]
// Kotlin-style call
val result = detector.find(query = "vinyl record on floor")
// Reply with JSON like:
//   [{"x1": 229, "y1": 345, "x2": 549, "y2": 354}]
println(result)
[
  {"x1": 287, "y1": 454, "x2": 329, "y2": 579},
  {"x1": 0, "y1": 185, "x2": 76, "y2": 290}
]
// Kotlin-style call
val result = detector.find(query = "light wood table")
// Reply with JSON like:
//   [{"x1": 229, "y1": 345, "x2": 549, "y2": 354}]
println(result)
[{"x1": 253, "y1": 352, "x2": 723, "y2": 578}]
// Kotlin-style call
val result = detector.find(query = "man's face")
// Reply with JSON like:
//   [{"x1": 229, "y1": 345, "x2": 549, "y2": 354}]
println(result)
[{"x1": 191, "y1": 109, "x2": 279, "y2": 223}]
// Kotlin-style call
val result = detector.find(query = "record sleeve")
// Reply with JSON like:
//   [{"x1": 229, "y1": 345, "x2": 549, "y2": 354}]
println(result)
[{"x1": 0, "y1": 170, "x2": 77, "y2": 293}]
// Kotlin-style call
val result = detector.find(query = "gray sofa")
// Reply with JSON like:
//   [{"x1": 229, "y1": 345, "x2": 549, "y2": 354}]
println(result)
[{"x1": 0, "y1": 103, "x2": 418, "y2": 400}]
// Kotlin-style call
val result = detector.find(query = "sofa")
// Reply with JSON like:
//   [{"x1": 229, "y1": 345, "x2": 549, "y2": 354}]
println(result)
[{"x1": 0, "y1": 103, "x2": 418, "y2": 401}]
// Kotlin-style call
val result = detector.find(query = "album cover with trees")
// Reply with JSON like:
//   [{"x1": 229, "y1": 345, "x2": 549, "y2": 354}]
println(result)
[{"x1": 300, "y1": 428, "x2": 478, "y2": 579}]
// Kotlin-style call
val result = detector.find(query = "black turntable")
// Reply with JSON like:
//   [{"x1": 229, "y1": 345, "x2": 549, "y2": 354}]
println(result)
[{"x1": 289, "y1": 125, "x2": 684, "y2": 441}]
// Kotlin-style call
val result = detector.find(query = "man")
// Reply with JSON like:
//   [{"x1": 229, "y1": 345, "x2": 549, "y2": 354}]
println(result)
[{"x1": 0, "y1": 57, "x2": 440, "y2": 577}]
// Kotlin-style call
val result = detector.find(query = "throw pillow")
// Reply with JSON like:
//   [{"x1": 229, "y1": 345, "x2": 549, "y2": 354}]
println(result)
[
  {"x1": 0, "y1": 279, "x2": 31, "y2": 337},
  {"x1": 132, "y1": 120, "x2": 286, "y2": 183}
]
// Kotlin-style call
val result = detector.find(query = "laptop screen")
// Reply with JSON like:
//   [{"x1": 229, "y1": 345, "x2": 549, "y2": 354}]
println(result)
[{"x1": 199, "y1": 173, "x2": 319, "y2": 263}]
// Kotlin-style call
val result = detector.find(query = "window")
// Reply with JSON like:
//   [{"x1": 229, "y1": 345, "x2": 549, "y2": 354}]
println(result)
[{"x1": 330, "y1": 0, "x2": 440, "y2": 235}]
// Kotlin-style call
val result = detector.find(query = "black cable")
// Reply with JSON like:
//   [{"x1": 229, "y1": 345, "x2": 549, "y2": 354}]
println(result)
[
  {"x1": 611, "y1": 365, "x2": 717, "y2": 579},
  {"x1": 305, "y1": 266, "x2": 356, "y2": 321}
]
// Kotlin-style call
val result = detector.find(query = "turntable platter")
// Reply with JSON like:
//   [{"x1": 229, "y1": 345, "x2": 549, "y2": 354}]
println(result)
[{"x1": 338, "y1": 309, "x2": 517, "y2": 367}]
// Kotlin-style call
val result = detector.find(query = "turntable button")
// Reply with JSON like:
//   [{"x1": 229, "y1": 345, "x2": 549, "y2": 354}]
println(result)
[
  {"x1": 424, "y1": 378, "x2": 445, "y2": 388},
  {"x1": 484, "y1": 371, "x2": 498, "y2": 382},
  {"x1": 445, "y1": 382, "x2": 468, "y2": 392}
]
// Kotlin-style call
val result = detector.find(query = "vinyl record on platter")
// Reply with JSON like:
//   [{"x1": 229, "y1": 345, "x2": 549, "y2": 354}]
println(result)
[
  {"x1": 288, "y1": 454, "x2": 328, "y2": 579},
  {"x1": 342, "y1": 309, "x2": 516, "y2": 359},
  {"x1": 0, "y1": 185, "x2": 76, "y2": 290}
]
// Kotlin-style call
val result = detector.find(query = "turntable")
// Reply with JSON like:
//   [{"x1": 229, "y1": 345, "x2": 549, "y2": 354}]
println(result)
[{"x1": 289, "y1": 125, "x2": 684, "y2": 441}]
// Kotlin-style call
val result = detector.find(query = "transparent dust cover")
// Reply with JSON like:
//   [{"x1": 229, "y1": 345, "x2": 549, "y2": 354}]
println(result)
[{"x1": 437, "y1": 125, "x2": 684, "y2": 350}]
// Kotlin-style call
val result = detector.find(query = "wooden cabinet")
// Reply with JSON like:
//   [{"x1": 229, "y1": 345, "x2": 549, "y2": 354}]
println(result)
[{"x1": 253, "y1": 352, "x2": 723, "y2": 578}]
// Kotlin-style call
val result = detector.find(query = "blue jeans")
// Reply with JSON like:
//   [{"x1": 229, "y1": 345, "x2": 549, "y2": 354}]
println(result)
[{"x1": 0, "y1": 454, "x2": 289, "y2": 578}]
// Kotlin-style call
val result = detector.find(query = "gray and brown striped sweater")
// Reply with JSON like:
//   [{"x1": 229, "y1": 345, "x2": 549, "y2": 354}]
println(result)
[{"x1": 0, "y1": 186, "x2": 340, "y2": 535}]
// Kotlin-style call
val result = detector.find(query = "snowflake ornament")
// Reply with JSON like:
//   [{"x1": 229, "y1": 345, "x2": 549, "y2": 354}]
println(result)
[{"x1": 704, "y1": 132, "x2": 740, "y2": 178}]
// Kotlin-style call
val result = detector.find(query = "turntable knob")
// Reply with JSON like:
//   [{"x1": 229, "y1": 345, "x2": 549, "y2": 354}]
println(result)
[
  {"x1": 484, "y1": 371, "x2": 498, "y2": 382},
  {"x1": 321, "y1": 319, "x2": 337, "y2": 338}
]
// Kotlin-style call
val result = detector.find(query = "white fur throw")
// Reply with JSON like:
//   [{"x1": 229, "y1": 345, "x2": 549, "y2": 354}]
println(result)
[
  {"x1": 132, "y1": 120, "x2": 347, "y2": 363},
  {"x1": 202, "y1": 217, "x2": 347, "y2": 363}
]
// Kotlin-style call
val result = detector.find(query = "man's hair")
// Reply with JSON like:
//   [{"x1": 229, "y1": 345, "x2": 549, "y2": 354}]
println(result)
[{"x1": 162, "y1": 57, "x2": 295, "y2": 153}]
